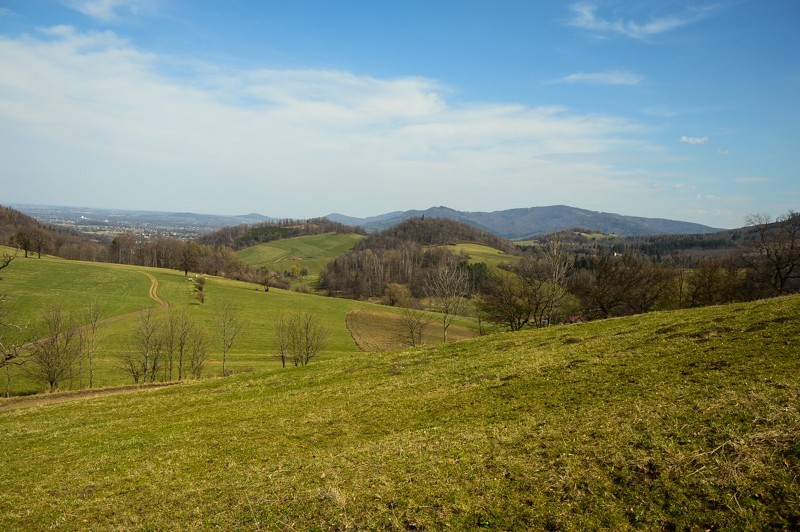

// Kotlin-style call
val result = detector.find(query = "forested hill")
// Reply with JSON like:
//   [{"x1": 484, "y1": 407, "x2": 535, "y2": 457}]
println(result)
[
  {"x1": 355, "y1": 216, "x2": 517, "y2": 255},
  {"x1": 0, "y1": 205, "x2": 107, "y2": 260},
  {"x1": 328, "y1": 205, "x2": 723, "y2": 238},
  {"x1": 320, "y1": 217, "x2": 516, "y2": 299},
  {"x1": 199, "y1": 217, "x2": 365, "y2": 251}
]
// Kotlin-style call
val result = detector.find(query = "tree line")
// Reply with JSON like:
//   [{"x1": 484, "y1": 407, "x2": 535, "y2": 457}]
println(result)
[
  {"x1": 319, "y1": 217, "x2": 513, "y2": 299},
  {"x1": 322, "y1": 212, "x2": 800, "y2": 333},
  {"x1": 199, "y1": 218, "x2": 365, "y2": 250}
]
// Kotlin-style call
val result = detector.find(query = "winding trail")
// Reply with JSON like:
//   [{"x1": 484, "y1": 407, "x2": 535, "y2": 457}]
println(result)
[
  {"x1": 89, "y1": 270, "x2": 169, "y2": 329},
  {"x1": 4, "y1": 269, "x2": 173, "y2": 408},
  {"x1": 142, "y1": 271, "x2": 169, "y2": 309}
]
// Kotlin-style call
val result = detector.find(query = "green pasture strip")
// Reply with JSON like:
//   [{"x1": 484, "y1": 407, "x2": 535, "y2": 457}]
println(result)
[
  {"x1": 0, "y1": 256, "x2": 156, "y2": 324},
  {"x1": 3, "y1": 259, "x2": 396, "y2": 394},
  {"x1": 1, "y1": 295, "x2": 798, "y2": 529},
  {"x1": 446, "y1": 242, "x2": 519, "y2": 266},
  {"x1": 237, "y1": 232, "x2": 364, "y2": 275}
]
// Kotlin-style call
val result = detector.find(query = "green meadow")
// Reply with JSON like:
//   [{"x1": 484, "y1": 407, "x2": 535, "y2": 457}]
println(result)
[
  {"x1": 1, "y1": 295, "x2": 798, "y2": 529},
  {"x1": 3, "y1": 252, "x2": 459, "y2": 394},
  {"x1": 236, "y1": 232, "x2": 364, "y2": 284},
  {"x1": 446, "y1": 242, "x2": 519, "y2": 266}
]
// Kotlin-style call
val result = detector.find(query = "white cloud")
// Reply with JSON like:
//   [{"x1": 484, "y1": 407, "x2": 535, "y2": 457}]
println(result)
[
  {"x1": 553, "y1": 70, "x2": 644, "y2": 86},
  {"x1": 0, "y1": 26, "x2": 669, "y2": 217},
  {"x1": 568, "y1": 3, "x2": 717, "y2": 39},
  {"x1": 680, "y1": 135, "x2": 709, "y2": 145},
  {"x1": 63, "y1": 0, "x2": 153, "y2": 22}
]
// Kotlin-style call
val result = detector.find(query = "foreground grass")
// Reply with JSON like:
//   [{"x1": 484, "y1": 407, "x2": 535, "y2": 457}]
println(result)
[{"x1": 1, "y1": 295, "x2": 798, "y2": 529}]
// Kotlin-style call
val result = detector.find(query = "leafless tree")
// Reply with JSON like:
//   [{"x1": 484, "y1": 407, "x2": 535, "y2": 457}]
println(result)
[
  {"x1": 540, "y1": 233, "x2": 572, "y2": 325},
  {"x1": 1, "y1": 326, "x2": 29, "y2": 398},
  {"x1": 123, "y1": 308, "x2": 159, "y2": 384},
  {"x1": 477, "y1": 268, "x2": 537, "y2": 331},
  {"x1": 744, "y1": 211, "x2": 800, "y2": 295},
  {"x1": 273, "y1": 310, "x2": 329, "y2": 367},
  {"x1": 423, "y1": 263, "x2": 469, "y2": 342},
  {"x1": 27, "y1": 303, "x2": 80, "y2": 392},
  {"x1": 187, "y1": 324, "x2": 209, "y2": 379},
  {"x1": 214, "y1": 300, "x2": 246, "y2": 376},
  {"x1": 394, "y1": 306, "x2": 430, "y2": 347},
  {"x1": 79, "y1": 299, "x2": 104, "y2": 389}
]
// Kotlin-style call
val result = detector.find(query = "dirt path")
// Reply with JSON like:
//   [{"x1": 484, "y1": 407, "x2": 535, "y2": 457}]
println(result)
[
  {"x1": 88, "y1": 270, "x2": 169, "y2": 329},
  {"x1": 0, "y1": 382, "x2": 181, "y2": 410},
  {"x1": 142, "y1": 271, "x2": 169, "y2": 309}
]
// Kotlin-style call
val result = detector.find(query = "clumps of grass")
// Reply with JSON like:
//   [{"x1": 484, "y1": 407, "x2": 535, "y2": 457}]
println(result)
[{"x1": 0, "y1": 296, "x2": 799, "y2": 529}]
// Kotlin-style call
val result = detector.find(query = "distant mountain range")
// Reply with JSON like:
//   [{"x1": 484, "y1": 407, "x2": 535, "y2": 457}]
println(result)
[
  {"x1": 326, "y1": 205, "x2": 723, "y2": 239},
  {"x1": 12, "y1": 203, "x2": 723, "y2": 240}
]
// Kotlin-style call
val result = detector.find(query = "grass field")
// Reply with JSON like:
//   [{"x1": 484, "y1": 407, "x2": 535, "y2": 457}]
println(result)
[
  {"x1": 1, "y1": 295, "x2": 798, "y2": 529},
  {"x1": 1, "y1": 253, "x2": 483, "y2": 394},
  {"x1": 446, "y1": 242, "x2": 519, "y2": 266},
  {"x1": 236, "y1": 232, "x2": 364, "y2": 288},
  {"x1": 345, "y1": 306, "x2": 479, "y2": 351}
]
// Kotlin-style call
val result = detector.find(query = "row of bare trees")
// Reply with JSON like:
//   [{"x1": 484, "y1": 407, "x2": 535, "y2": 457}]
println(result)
[
  {"x1": 119, "y1": 308, "x2": 209, "y2": 384},
  {"x1": 2, "y1": 300, "x2": 103, "y2": 395}
]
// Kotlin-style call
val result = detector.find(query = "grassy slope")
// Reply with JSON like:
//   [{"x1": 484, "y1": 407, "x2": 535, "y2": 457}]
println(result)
[
  {"x1": 1, "y1": 255, "x2": 372, "y2": 393},
  {"x1": 1, "y1": 296, "x2": 798, "y2": 529},
  {"x1": 236, "y1": 232, "x2": 364, "y2": 276},
  {"x1": 447, "y1": 242, "x2": 519, "y2": 266}
]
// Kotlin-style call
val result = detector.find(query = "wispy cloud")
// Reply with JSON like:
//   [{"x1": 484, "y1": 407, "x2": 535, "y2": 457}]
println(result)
[
  {"x1": 0, "y1": 26, "x2": 668, "y2": 217},
  {"x1": 63, "y1": 0, "x2": 153, "y2": 23},
  {"x1": 680, "y1": 135, "x2": 709, "y2": 145},
  {"x1": 552, "y1": 70, "x2": 644, "y2": 86},
  {"x1": 568, "y1": 3, "x2": 718, "y2": 39}
]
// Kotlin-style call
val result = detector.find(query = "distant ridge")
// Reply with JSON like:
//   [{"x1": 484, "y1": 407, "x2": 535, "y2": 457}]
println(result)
[{"x1": 327, "y1": 205, "x2": 723, "y2": 238}]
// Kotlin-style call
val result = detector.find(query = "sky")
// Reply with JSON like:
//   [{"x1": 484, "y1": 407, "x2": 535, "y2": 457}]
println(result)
[{"x1": 0, "y1": 1, "x2": 798, "y2": 228}]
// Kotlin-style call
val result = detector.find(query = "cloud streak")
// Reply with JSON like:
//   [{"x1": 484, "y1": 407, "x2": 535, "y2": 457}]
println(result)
[
  {"x1": 680, "y1": 135, "x2": 709, "y2": 145},
  {"x1": 63, "y1": 0, "x2": 153, "y2": 22},
  {"x1": 552, "y1": 70, "x2": 644, "y2": 86},
  {"x1": 569, "y1": 3, "x2": 718, "y2": 39}
]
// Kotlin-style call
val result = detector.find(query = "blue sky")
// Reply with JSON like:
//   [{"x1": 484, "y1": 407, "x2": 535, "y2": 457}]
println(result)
[{"x1": 1, "y1": 1, "x2": 798, "y2": 228}]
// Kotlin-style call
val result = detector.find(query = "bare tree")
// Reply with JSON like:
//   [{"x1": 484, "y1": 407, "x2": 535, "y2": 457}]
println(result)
[
  {"x1": 27, "y1": 304, "x2": 80, "y2": 392},
  {"x1": 423, "y1": 263, "x2": 469, "y2": 342},
  {"x1": 1, "y1": 327, "x2": 29, "y2": 398},
  {"x1": 744, "y1": 211, "x2": 800, "y2": 295},
  {"x1": 214, "y1": 300, "x2": 246, "y2": 376},
  {"x1": 187, "y1": 324, "x2": 209, "y2": 379},
  {"x1": 123, "y1": 308, "x2": 159, "y2": 384},
  {"x1": 79, "y1": 299, "x2": 104, "y2": 389},
  {"x1": 477, "y1": 268, "x2": 537, "y2": 331},
  {"x1": 1, "y1": 247, "x2": 26, "y2": 396},
  {"x1": 541, "y1": 233, "x2": 572, "y2": 325},
  {"x1": 273, "y1": 310, "x2": 329, "y2": 367},
  {"x1": 394, "y1": 306, "x2": 430, "y2": 347}
]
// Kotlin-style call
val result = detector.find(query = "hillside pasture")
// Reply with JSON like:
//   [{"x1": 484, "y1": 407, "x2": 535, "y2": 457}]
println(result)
[
  {"x1": 346, "y1": 306, "x2": 479, "y2": 351},
  {"x1": 445, "y1": 242, "x2": 519, "y2": 266},
  {"x1": 0, "y1": 296, "x2": 798, "y2": 529},
  {"x1": 1, "y1": 254, "x2": 393, "y2": 394},
  {"x1": 236, "y1": 232, "x2": 363, "y2": 284}
]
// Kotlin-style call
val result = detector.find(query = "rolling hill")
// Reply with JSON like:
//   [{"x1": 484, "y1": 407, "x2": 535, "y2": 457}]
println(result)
[
  {"x1": 327, "y1": 205, "x2": 724, "y2": 238},
  {"x1": 236, "y1": 232, "x2": 364, "y2": 279},
  {"x1": 1, "y1": 295, "x2": 797, "y2": 529},
  {"x1": 0, "y1": 250, "x2": 477, "y2": 394}
]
